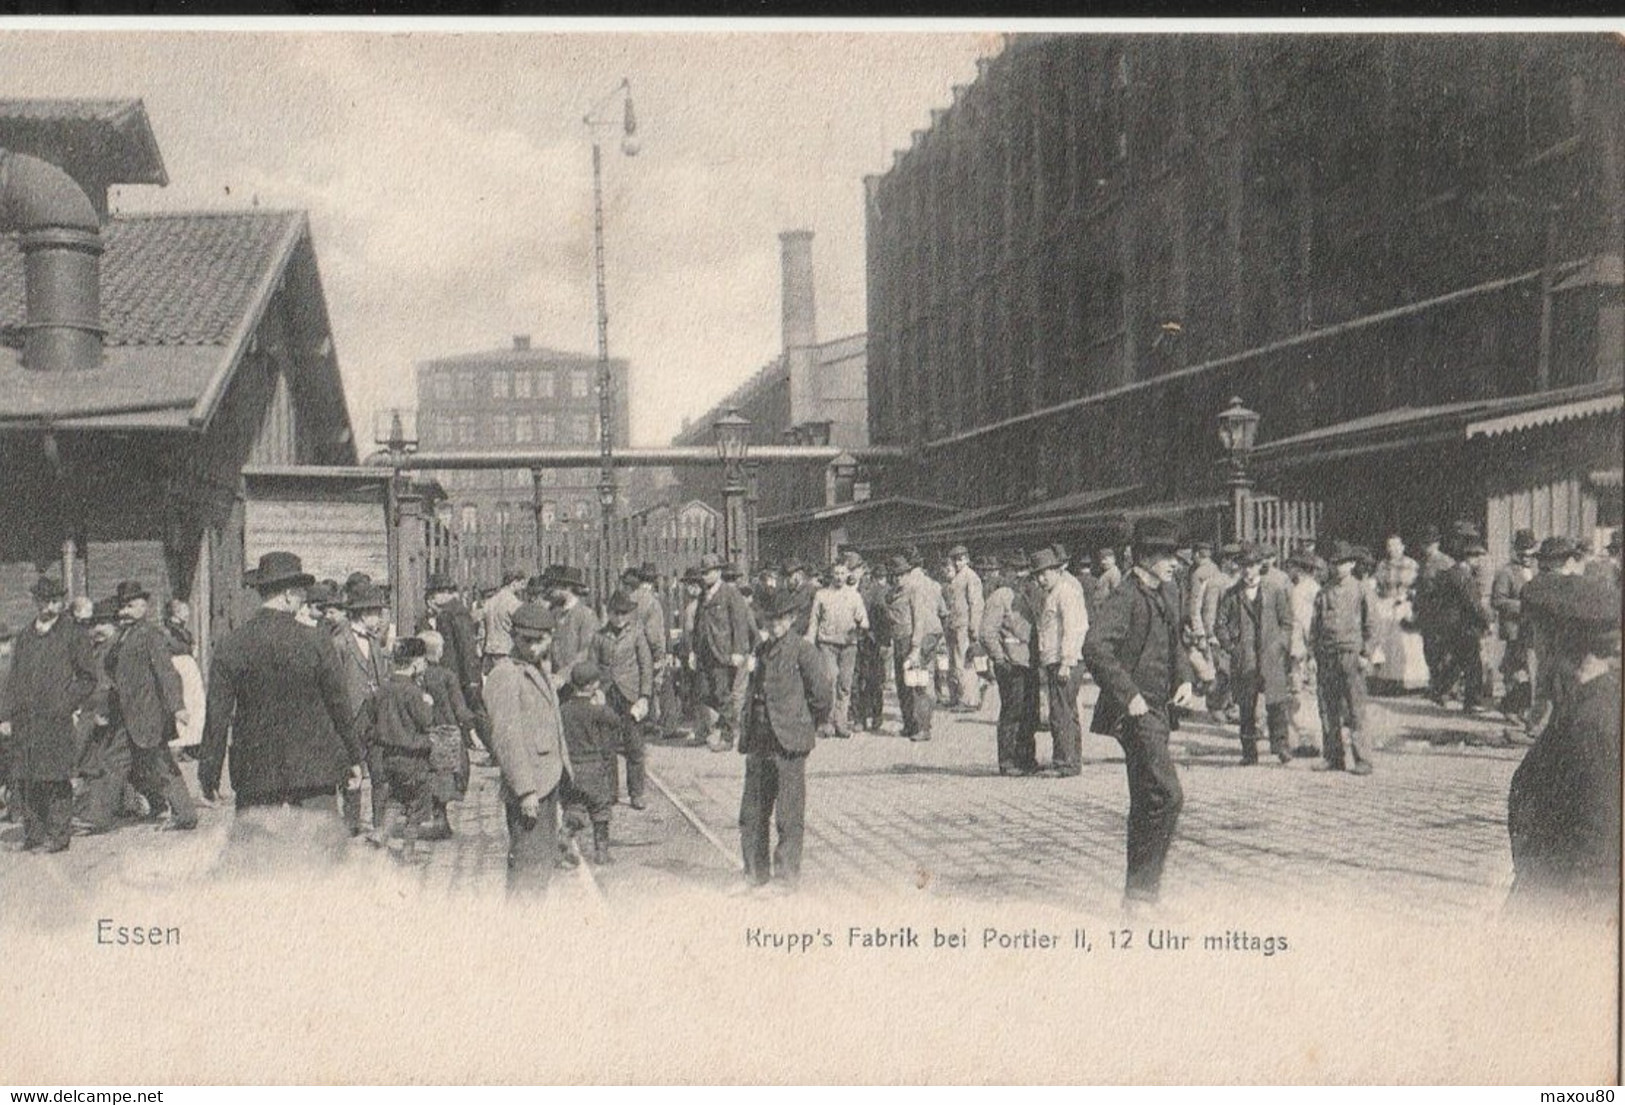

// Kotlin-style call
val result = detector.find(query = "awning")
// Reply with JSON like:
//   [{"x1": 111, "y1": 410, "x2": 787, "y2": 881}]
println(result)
[
  {"x1": 1010, "y1": 483, "x2": 1142, "y2": 520},
  {"x1": 756, "y1": 496, "x2": 956, "y2": 530},
  {"x1": 1466, "y1": 391, "x2": 1623, "y2": 439},
  {"x1": 1590, "y1": 469, "x2": 1623, "y2": 490}
]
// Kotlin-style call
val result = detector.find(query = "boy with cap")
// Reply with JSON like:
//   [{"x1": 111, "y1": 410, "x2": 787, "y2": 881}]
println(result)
[
  {"x1": 738, "y1": 587, "x2": 834, "y2": 893},
  {"x1": 1082, "y1": 517, "x2": 1197, "y2": 909},
  {"x1": 369, "y1": 637, "x2": 436, "y2": 861},
  {"x1": 417, "y1": 629, "x2": 475, "y2": 839},
  {"x1": 1310, "y1": 542, "x2": 1382, "y2": 775},
  {"x1": 558, "y1": 660, "x2": 623, "y2": 865},
  {"x1": 1506, "y1": 574, "x2": 1621, "y2": 915},
  {"x1": 589, "y1": 590, "x2": 652, "y2": 808},
  {"x1": 484, "y1": 602, "x2": 571, "y2": 896}
]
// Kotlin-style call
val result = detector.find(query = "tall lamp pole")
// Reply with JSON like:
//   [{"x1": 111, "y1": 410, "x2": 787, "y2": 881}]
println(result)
[
  {"x1": 1217, "y1": 396, "x2": 1261, "y2": 546},
  {"x1": 585, "y1": 77, "x2": 639, "y2": 600},
  {"x1": 714, "y1": 409, "x2": 753, "y2": 578}
]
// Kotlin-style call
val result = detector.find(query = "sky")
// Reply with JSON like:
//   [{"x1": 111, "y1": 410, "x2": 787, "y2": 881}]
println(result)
[{"x1": 0, "y1": 27, "x2": 996, "y2": 448}]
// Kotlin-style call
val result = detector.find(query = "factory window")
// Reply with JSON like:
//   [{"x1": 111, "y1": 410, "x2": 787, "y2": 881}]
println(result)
[
  {"x1": 574, "y1": 500, "x2": 591, "y2": 521},
  {"x1": 540, "y1": 501, "x2": 557, "y2": 529},
  {"x1": 569, "y1": 414, "x2": 593, "y2": 442},
  {"x1": 515, "y1": 414, "x2": 533, "y2": 443},
  {"x1": 493, "y1": 413, "x2": 513, "y2": 442},
  {"x1": 514, "y1": 371, "x2": 532, "y2": 399},
  {"x1": 491, "y1": 371, "x2": 510, "y2": 399},
  {"x1": 536, "y1": 415, "x2": 557, "y2": 444},
  {"x1": 460, "y1": 505, "x2": 479, "y2": 534},
  {"x1": 571, "y1": 370, "x2": 592, "y2": 399},
  {"x1": 536, "y1": 370, "x2": 555, "y2": 398},
  {"x1": 431, "y1": 372, "x2": 452, "y2": 401}
]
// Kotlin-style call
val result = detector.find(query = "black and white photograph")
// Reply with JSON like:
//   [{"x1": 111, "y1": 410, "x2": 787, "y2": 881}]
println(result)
[{"x1": 0, "y1": 20, "x2": 1618, "y2": 1087}]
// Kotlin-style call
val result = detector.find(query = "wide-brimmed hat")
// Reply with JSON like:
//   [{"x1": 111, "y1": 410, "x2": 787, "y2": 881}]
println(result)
[
  {"x1": 549, "y1": 565, "x2": 588, "y2": 591},
  {"x1": 1236, "y1": 543, "x2": 1265, "y2": 567},
  {"x1": 248, "y1": 551, "x2": 315, "y2": 593},
  {"x1": 762, "y1": 588, "x2": 805, "y2": 620},
  {"x1": 1029, "y1": 547, "x2": 1064, "y2": 572},
  {"x1": 1327, "y1": 540, "x2": 1359, "y2": 565},
  {"x1": 607, "y1": 590, "x2": 638, "y2": 615},
  {"x1": 113, "y1": 580, "x2": 151, "y2": 605},
  {"x1": 1130, "y1": 517, "x2": 1181, "y2": 555},
  {"x1": 946, "y1": 544, "x2": 969, "y2": 560},
  {"x1": 29, "y1": 576, "x2": 66, "y2": 602},
  {"x1": 1535, "y1": 536, "x2": 1579, "y2": 562},
  {"x1": 425, "y1": 572, "x2": 458, "y2": 595},
  {"x1": 345, "y1": 581, "x2": 389, "y2": 611},
  {"x1": 1527, "y1": 575, "x2": 1620, "y2": 638},
  {"x1": 306, "y1": 580, "x2": 340, "y2": 607},
  {"x1": 511, "y1": 602, "x2": 558, "y2": 638},
  {"x1": 1512, "y1": 529, "x2": 1539, "y2": 553},
  {"x1": 681, "y1": 566, "x2": 704, "y2": 585},
  {"x1": 698, "y1": 553, "x2": 727, "y2": 572}
]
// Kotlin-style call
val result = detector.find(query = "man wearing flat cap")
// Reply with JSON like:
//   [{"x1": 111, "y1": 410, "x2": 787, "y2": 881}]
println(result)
[
  {"x1": 942, "y1": 544, "x2": 985, "y2": 712},
  {"x1": 1506, "y1": 574, "x2": 1621, "y2": 916},
  {"x1": 0, "y1": 577, "x2": 97, "y2": 851},
  {"x1": 1034, "y1": 544, "x2": 1091, "y2": 776},
  {"x1": 484, "y1": 601, "x2": 571, "y2": 897},
  {"x1": 589, "y1": 589, "x2": 652, "y2": 808},
  {"x1": 887, "y1": 550, "x2": 946, "y2": 741},
  {"x1": 738, "y1": 586, "x2": 834, "y2": 894},
  {"x1": 1082, "y1": 517, "x2": 1196, "y2": 909},
  {"x1": 77, "y1": 580, "x2": 199, "y2": 833},
  {"x1": 199, "y1": 553, "x2": 361, "y2": 841},
  {"x1": 1309, "y1": 541, "x2": 1382, "y2": 775},
  {"x1": 979, "y1": 550, "x2": 1040, "y2": 775}
]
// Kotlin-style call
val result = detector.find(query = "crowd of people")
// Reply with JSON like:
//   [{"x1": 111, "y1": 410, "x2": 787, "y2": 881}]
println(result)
[{"x1": 0, "y1": 512, "x2": 1616, "y2": 915}]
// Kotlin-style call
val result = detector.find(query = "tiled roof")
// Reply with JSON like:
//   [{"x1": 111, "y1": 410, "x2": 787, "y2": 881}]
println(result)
[
  {"x1": 0, "y1": 210, "x2": 308, "y2": 422},
  {"x1": 0, "y1": 210, "x2": 302, "y2": 347}
]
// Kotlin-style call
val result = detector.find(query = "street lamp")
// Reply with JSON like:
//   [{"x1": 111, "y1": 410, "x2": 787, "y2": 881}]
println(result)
[
  {"x1": 373, "y1": 408, "x2": 421, "y2": 621},
  {"x1": 584, "y1": 77, "x2": 638, "y2": 589},
  {"x1": 714, "y1": 408, "x2": 753, "y2": 574},
  {"x1": 1217, "y1": 396, "x2": 1261, "y2": 545}
]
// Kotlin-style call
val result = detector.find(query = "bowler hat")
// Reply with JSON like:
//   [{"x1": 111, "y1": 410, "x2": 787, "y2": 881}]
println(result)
[
  {"x1": 345, "y1": 582, "x2": 389, "y2": 611},
  {"x1": 307, "y1": 580, "x2": 340, "y2": 608},
  {"x1": 699, "y1": 553, "x2": 726, "y2": 572},
  {"x1": 425, "y1": 572, "x2": 458, "y2": 595},
  {"x1": 946, "y1": 544, "x2": 969, "y2": 560},
  {"x1": 681, "y1": 566, "x2": 704, "y2": 585},
  {"x1": 569, "y1": 660, "x2": 602, "y2": 688},
  {"x1": 549, "y1": 565, "x2": 588, "y2": 592},
  {"x1": 29, "y1": 576, "x2": 66, "y2": 602},
  {"x1": 1236, "y1": 543, "x2": 1265, "y2": 566},
  {"x1": 511, "y1": 602, "x2": 558, "y2": 637},
  {"x1": 1535, "y1": 536, "x2": 1580, "y2": 562},
  {"x1": 607, "y1": 590, "x2": 638, "y2": 615},
  {"x1": 249, "y1": 552, "x2": 315, "y2": 593},
  {"x1": 392, "y1": 636, "x2": 427, "y2": 665},
  {"x1": 722, "y1": 562, "x2": 744, "y2": 581},
  {"x1": 113, "y1": 580, "x2": 151, "y2": 605},
  {"x1": 1130, "y1": 516, "x2": 1181, "y2": 555},
  {"x1": 762, "y1": 588, "x2": 804, "y2": 620},
  {"x1": 1029, "y1": 547, "x2": 1064, "y2": 572},
  {"x1": 1512, "y1": 529, "x2": 1539, "y2": 554},
  {"x1": 1533, "y1": 575, "x2": 1621, "y2": 638},
  {"x1": 345, "y1": 572, "x2": 374, "y2": 591}
]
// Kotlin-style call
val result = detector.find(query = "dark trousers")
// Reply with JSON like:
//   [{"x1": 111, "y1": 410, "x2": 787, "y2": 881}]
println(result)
[
  {"x1": 652, "y1": 665, "x2": 682, "y2": 733},
  {"x1": 20, "y1": 779, "x2": 72, "y2": 849},
  {"x1": 1235, "y1": 675, "x2": 1290, "y2": 759},
  {"x1": 1317, "y1": 650, "x2": 1374, "y2": 768},
  {"x1": 994, "y1": 664, "x2": 1040, "y2": 771},
  {"x1": 605, "y1": 687, "x2": 647, "y2": 801},
  {"x1": 1046, "y1": 663, "x2": 1086, "y2": 771},
  {"x1": 1437, "y1": 631, "x2": 1486, "y2": 707},
  {"x1": 698, "y1": 662, "x2": 746, "y2": 745},
  {"x1": 77, "y1": 731, "x2": 197, "y2": 830},
  {"x1": 739, "y1": 749, "x2": 807, "y2": 887},
  {"x1": 504, "y1": 788, "x2": 559, "y2": 898},
  {"x1": 462, "y1": 681, "x2": 494, "y2": 754},
  {"x1": 893, "y1": 636, "x2": 940, "y2": 739},
  {"x1": 855, "y1": 640, "x2": 887, "y2": 728},
  {"x1": 1422, "y1": 629, "x2": 1451, "y2": 697},
  {"x1": 1115, "y1": 710, "x2": 1184, "y2": 902},
  {"x1": 376, "y1": 750, "x2": 433, "y2": 848},
  {"x1": 562, "y1": 756, "x2": 614, "y2": 831}
]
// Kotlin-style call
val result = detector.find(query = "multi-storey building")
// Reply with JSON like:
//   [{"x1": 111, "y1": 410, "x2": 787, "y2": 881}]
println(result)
[
  {"x1": 415, "y1": 337, "x2": 629, "y2": 586},
  {"x1": 866, "y1": 34, "x2": 1622, "y2": 558}
]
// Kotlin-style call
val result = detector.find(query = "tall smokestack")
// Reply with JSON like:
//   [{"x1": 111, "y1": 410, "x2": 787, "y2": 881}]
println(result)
[{"x1": 780, "y1": 229, "x2": 817, "y2": 427}]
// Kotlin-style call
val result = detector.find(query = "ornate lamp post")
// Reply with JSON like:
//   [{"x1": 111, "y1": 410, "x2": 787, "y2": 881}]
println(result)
[
  {"x1": 373, "y1": 407, "x2": 420, "y2": 624},
  {"x1": 584, "y1": 77, "x2": 639, "y2": 593},
  {"x1": 1216, "y1": 396, "x2": 1261, "y2": 545},
  {"x1": 714, "y1": 408, "x2": 753, "y2": 576}
]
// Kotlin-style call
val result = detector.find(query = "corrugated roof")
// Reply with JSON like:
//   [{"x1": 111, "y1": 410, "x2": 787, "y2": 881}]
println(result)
[{"x1": 0, "y1": 210, "x2": 309, "y2": 422}]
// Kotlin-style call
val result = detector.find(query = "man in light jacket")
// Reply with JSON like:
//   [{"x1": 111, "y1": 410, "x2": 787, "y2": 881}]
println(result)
[
  {"x1": 1034, "y1": 544, "x2": 1090, "y2": 776},
  {"x1": 980, "y1": 550, "x2": 1039, "y2": 775},
  {"x1": 805, "y1": 562, "x2": 869, "y2": 738},
  {"x1": 943, "y1": 544, "x2": 985, "y2": 711}
]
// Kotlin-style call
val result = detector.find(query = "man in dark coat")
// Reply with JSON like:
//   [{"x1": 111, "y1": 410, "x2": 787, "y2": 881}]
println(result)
[
  {"x1": 1506, "y1": 574, "x2": 1621, "y2": 917},
  {"x1": 1433, "y1": 537, "x2": 1492, "y2": 713},
  {"x1": 851, "y1": 552, "x2": 890, "y2": 733},
  {"x1": 199, "y1": 553, "x2": 361, "y2": 827},
  {"x1": 1213, "y1": 544, "x2": 1296, "y2": 765},
  {"x1": 1082, "y1": 517, "x2": 1197, "y2": 910},
  {"x1": 0, "y1": 577, "x2": 98, "y2": 851},
  {"x1": 77, "y1": 580, "x2": 199, "y2": 832},
  {"x1": 424, "y1": 573, "x2": 491, "y2": 758},
  {"x1": 738, "y1": 587, "x2": 834, "y2": 893},
  {"x1": 690, "y1": 553, "x2": 755, "y2": 753},
  {"x1": 1490, "y1": 529, "x2": 1538, "y2": 723},
  {"x1": 333, "y1": 580, "x2": 391, "y2": 834}
]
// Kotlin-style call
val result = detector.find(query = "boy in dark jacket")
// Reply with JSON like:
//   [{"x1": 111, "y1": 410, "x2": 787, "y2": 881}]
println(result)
[
  {"x1": 369, "y1": 637, "x2": 435, "y2": 862},
  {"x1": 418, "y1": 630, "x2": 476, "y2": 840},
  {"x1": 558, "y1": 661, "x2": 623, "y2": 866}
]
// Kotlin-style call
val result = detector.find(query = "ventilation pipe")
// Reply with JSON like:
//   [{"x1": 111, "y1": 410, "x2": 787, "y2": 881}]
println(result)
[{"x1": 0, "y1": 148, "x2": 103, "y2": 373}]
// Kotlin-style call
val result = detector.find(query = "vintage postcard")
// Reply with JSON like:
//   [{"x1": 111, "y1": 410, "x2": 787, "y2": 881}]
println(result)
[{"x1": 0, "y1": 20, "x2": 1618, "y2": 1087}]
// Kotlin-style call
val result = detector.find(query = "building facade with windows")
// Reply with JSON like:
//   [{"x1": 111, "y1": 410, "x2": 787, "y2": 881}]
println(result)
[
  {"x1": 865, "y1": 34, "x2": 1623, "y2": 558},
  {"x1": 414, "y1": 336, "x2": 629, "y2": 587}
]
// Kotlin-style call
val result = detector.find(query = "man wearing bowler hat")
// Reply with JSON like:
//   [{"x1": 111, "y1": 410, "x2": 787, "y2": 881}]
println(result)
[
  {"x1": 334, "y1": 578, "x2": 392, "y2": 834},
  {"x1": 622, "y1": 563, "x2": 675, "y2": 736},
  {"x1": 484, "y1": 601, "x2": 571, "y2": 897},
  {"x1": 690, "y1": 552, "x2": 755, "y2": 753},
  {"x1": 1212, "y1": 543, "x2": 1296, "y2": 766},
  {"x1": 77, "y1": 580, "x2": 199, "y2": 833},
  {"x1": 1082, "y1": 517, "x2": 1197, "y2": 910},
  {"x1": 545, "y1": 565, "x2": 601, "y2": 683},
  {"x1": 0, "y1": 577, "x2": 98, "y2": 851},
  {"x1": 198, "y1": 553, "x2": 361, "y2": 835},
  {"x1": 737, "y1": 586, "x2": 833, "y2": 894}
]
